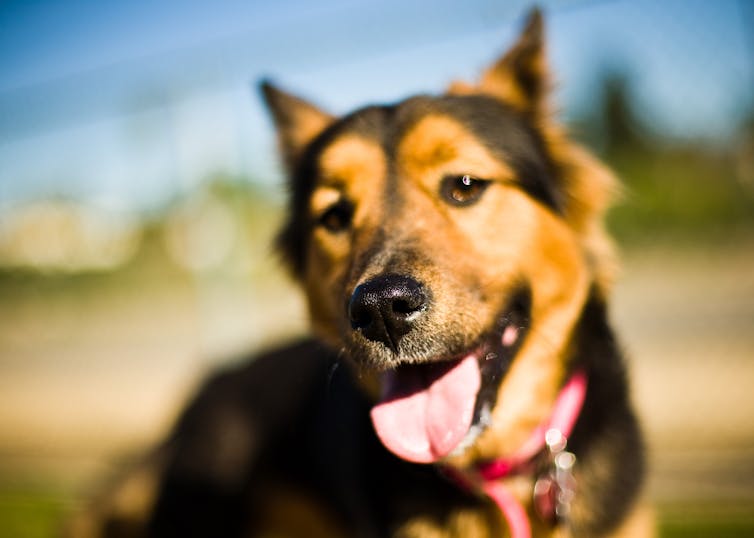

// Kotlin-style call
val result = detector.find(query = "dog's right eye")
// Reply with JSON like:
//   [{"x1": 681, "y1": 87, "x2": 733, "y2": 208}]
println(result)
[
  {"x1": 440, "y1": 174, "x2": 490, "y2": 207},
  {"x1": 318, "y1": 199, "x2": 353, "y2": 232}
]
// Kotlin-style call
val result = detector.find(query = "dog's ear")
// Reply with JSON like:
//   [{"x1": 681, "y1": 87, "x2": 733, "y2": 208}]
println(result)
[
  {"x1": 481, "y1": 8, "x2": 548, "y2": 113},
  {"x1": 260, "y1": 81, "x2": 334, "y2": 173},
  {"x1": 453, "y1": 8, "x2": 549, "y2": 115}
]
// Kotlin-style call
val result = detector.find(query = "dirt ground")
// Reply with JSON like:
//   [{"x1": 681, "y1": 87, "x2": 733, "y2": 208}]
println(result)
[
  {"x1": 614, "y1": 241, "x2": 754, "y2": 508},
  {"x1": 0, "y1": 238, "x2": 752, "y2": 516}
]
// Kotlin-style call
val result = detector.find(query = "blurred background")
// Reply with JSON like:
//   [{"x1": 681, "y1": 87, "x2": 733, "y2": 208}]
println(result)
[{"x1": 1, "y1": 0, "x2": 753, "y2": 536}]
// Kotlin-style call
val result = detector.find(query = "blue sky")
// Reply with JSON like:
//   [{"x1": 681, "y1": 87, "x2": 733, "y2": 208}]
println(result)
[{"x1": 0, "y1": 0, "x2": 751, "y2": 211}]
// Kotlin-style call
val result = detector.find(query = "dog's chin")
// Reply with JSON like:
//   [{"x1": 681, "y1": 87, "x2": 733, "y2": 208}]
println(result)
[{"x1": 359, "y1": 301, "x2": 529, "y2": 464}]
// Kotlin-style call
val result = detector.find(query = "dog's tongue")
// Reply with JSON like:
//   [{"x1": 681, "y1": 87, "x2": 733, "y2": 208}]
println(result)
[{"x1": 370, "y1": 355, "x2": 481, "y2": 463}]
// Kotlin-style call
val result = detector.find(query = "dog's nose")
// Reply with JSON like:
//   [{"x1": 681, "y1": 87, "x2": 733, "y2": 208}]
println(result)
[{"x1": 348, "y1": 274, "x2": 428, "y2": 351}]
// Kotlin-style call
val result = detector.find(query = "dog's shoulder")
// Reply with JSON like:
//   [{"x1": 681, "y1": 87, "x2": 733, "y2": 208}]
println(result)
[{"x1": 162, "y1": 337, "x2": 340, "y2": 476}]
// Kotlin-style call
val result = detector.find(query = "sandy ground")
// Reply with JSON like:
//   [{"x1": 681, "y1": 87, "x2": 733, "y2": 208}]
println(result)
[
  {"x1": 614, "y1": 242, "x2": 754, "y2": 505},
  {"x1": 0, "y1": 240, "x2": 752, "y2": 507}
]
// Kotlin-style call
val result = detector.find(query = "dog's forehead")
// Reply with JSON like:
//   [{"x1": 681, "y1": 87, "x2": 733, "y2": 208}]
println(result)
[
  {"x1": 309, "y1": 94, "x2": 560, "y2": 210},
  {"x1": 320, "y1": 95, "x2": 521, "y2": 155}
]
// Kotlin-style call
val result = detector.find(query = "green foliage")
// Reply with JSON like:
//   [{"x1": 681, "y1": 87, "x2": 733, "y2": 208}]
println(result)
[
  {"x1": 0, "y1": 487, "x2": 71, "y2": 538},
  {"x1": 607, "y1": 146, "x2": 754, "y2": 244},
  {"x1": 661, "y1": 520, "x2": 754, "y2": 538},
  {"x1": 573, "y1": 70, "x2": 754, "y2": 246},
  {"x1": 1, "y1": 481, "x2": 753, "y2": 538}
]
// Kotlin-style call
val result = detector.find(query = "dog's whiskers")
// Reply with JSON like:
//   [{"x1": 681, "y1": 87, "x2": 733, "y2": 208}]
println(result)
[{"x1": 326, "y1": 359, "x2": 341, "y2": 392}]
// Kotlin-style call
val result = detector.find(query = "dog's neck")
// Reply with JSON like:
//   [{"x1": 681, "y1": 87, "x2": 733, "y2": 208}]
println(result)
[
  {"x1": 440, "y1": 289, "x2": 642, "y2": 537},
  {"x1": 441, "y1": 369, "x2": 588, "y2": 538}
]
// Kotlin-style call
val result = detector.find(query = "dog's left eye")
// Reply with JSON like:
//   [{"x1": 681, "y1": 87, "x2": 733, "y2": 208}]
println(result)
[
  {"x1": 441, "y1": 175, "x2": 490, "y2": 207},
  {"x1": 318, "y1": 199, "x2": 353, "y2": 232}
]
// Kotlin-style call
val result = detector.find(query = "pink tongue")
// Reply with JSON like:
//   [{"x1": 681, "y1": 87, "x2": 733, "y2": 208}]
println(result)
[{"x1": 370, "y1": 355, "x2": 481, "y2": 463}]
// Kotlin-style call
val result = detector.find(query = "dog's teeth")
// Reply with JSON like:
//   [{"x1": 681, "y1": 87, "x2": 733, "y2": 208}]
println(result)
[
  {"x1": 502, "y1": 325, "x2": 519, "y2": 347},
  {"x1": 479, "y1": 402, "x2": 492, "y2": 426}
]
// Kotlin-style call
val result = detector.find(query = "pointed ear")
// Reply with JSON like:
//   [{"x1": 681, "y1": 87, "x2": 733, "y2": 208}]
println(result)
[
  {"x1": 260, "y1": 81, "x2": 334, "y2": 173},
  {"x1": 475, "y1": 8, "x2": 549, "y2": 114}
]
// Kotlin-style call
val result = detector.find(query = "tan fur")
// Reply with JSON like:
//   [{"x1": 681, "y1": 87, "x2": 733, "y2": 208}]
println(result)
[
  {"x1": 253, "y1": 485, "x2": 348, "y2": 538},
  {"x1": 391, "y1": 492, "x2": 655, "y2": 538},
  {"x1": 305, "y1": 135, "x2": 387, "y2": 344},
  {"x1": 283, "y1": 13, "x2": 639, "y2": 529},
  {"x1": 284, "y1": 106, "x2": 331, "y2": 166},
  {"x1": 477, "y1": 9, "x2": 549, "y2": 116},
  {"x1": 317, "y1": 135, "x2": 387, "y2": 192},
  {"x1": 295, "y1": 110, "x2": 596, "y2": 468},
  {"x1": 540, "y1": 125, "x2": 621, "y2": 294},
  {"x1": 447, "y1": 8, "x2": 619, "y2": 295},
  {"x1": 72, "y1": 10, "x2": 647, "y2": 538},
  {"x1": 262, "y1": 83, "x2": 334, "y2": 172},
  {"x1": 397, "y1": 114, "x2": 516, "y2": 188},
  {"x1": 443, "y1": 191, "x2": 590, "y2": 466},
  {"x1": 391, "y1": 475, "x2": 567, "y2": 538},
  {"x1": 267, "y1": 9, "x2": 644, "y2": 536},
  {"x1": 394, "y1": 503, "x2": 505, "y2": 538},
  {"x1": 309, "y1": 186, "x2": 343, "y2": 217},
  {"x1": 393, "y1": 114, "x2": 592, "y2": 465},
  {"x1": 64, "y1": 453, "x2": 164, "y2": 538}
]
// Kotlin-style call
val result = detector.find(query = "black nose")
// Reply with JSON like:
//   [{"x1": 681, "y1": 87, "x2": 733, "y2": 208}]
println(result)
[{"x1": 348, "y1": 274, "x2": 429, "y2": 351}]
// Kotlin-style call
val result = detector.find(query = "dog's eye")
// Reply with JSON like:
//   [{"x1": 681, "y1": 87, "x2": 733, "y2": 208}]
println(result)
[
  {"x1": 318, "y1": 200, "x2": 353, "y2": 232},
  {"x1": 441, "y1": 175, "x2": 490, "y2": 206}
]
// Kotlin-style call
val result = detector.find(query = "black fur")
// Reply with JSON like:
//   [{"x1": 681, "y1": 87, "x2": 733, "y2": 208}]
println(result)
[
  {"x1": 567, "y1": 290, "x2": 646, "y2": 536},
  {"x1": 143, "y1": 89, "x2": 646, "y2": 538},
  {"x1": 146, "y1": 288, "x2": 643, "y2": 536},
  {"x1": 82, "y1": 10, "x2": 647, "y2": 537},
  {"x1": 277, "y1": 94, "x2": 563, "y2": 278}
]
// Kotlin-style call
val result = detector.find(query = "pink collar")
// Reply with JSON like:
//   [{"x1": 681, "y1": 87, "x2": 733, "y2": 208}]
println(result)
[{"x1": 444, "y1": 369, "x2": 588, "y2": 538}]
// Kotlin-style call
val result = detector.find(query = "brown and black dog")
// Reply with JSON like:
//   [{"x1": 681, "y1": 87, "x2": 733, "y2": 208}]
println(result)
[{"x1": 72, "y1": 9, "x2": 652, "y2": 538}]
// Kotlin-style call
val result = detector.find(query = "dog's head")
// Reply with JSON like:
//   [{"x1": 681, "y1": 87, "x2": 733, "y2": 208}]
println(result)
[{"x1": 262, "y1": 9, "x2": 617, "y2": 467}]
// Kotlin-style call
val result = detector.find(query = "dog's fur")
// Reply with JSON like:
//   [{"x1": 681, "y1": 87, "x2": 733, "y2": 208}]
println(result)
[{"x1": 69, "y1": 9, "x2": 651, "y2": 538}]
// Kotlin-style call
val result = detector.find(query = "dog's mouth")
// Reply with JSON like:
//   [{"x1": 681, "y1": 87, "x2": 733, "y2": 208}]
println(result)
[{"x1": 369, "y1": 297, "x2": 528, "y2": 463}]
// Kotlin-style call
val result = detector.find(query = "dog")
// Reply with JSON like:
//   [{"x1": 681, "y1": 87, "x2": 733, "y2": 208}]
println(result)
[{"x1": 70, "y1": 8, "x2": 652, "y2": 538}]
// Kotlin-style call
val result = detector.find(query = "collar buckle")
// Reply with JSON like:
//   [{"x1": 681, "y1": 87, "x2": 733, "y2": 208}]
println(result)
[{"x1": 534, "y1": 427, "x2": 577, "y2": 524}]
